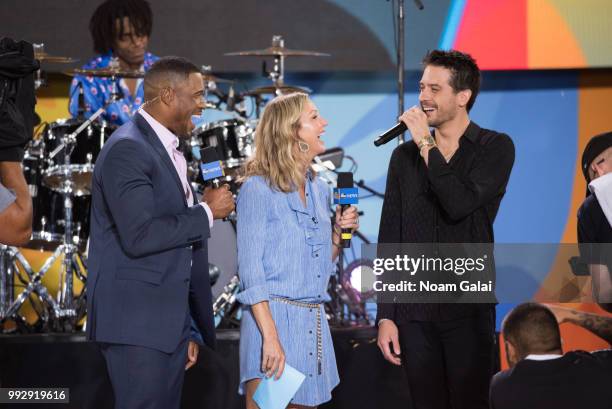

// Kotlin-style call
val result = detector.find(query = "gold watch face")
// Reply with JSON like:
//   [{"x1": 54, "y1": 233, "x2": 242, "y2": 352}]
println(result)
[{"x1": 424, "y1": 135, "x2": 436, "y2": 145}]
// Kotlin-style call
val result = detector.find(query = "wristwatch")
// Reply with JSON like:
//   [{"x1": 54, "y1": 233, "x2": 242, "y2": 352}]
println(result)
[{"x1": 417, "y1": 135, "x2": 436, "y2": 150}]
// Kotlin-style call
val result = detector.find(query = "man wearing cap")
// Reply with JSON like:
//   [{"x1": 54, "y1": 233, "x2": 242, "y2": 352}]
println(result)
[{"x1": 578, "y1": 131, "x2": 612, "y2": 312}]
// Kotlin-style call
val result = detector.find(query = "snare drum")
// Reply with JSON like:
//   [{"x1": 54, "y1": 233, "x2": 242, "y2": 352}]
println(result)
[{"x1": 42, "y1": 118, "x2": 116, "y2": 196}]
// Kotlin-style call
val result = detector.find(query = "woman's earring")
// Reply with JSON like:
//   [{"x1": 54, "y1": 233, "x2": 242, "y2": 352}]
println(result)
[{"x1": 298, "y1": 141, "x2": 310, "y2": 153}]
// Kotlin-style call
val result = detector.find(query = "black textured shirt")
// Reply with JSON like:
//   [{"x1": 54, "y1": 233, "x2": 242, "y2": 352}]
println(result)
[
  {"x1": 376, "y1": 121, "x2": 515, "y2": 323},
  {"x1": 578, "y1": 194, "x2": 612, "y2": 244},
  {"x1": 577, "y1": 194, "x2": 612, "y2": 312}
]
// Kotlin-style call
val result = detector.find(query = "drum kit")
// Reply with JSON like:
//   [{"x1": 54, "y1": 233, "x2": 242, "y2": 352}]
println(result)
[{"x1": 0, "y1": 36, "x2": 350, "y2": 333}]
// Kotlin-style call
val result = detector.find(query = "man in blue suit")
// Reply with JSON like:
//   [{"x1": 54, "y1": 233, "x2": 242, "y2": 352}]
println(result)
[{"x1": 87, "y1": 56, "x2": 234, "y2": 409}]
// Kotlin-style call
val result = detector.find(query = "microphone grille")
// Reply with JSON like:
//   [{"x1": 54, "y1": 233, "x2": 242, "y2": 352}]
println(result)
[
  {"x1": 337, "y1": 172, "x2": 353, "y2": 188},
  {"x1": 200, "y1": 146, "x2": 220, "y2": 163}
]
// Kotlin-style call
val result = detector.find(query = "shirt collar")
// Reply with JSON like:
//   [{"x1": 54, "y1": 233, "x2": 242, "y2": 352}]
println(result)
[
  {"x1": 524, "y1": 353, "x2": 563, "y2": 361},
  {"x1": 462, "y1": 121, "x2": 480, "y2": 143},
  {"x1": 138, "y1": 108, "x2": 179, "y2": 150},
  {"x1": 430, "y1": 121, "x2": 480, "y2": 144}
]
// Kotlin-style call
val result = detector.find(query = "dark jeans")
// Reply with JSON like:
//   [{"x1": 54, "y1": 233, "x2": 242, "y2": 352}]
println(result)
[{"x1": 397, "y1": 309, "x2": 496, "y2": 409}]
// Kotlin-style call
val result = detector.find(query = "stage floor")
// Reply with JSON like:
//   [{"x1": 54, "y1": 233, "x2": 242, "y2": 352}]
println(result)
[{"x1": 0, "y1": 326, "x2": 411, "y2": 409}]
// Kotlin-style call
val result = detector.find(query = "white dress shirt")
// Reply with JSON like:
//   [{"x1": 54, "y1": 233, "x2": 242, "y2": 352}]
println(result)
[
  {"x1": 524, "y1": 354, "x2": 563, "y2": 361},
  {"x1": 139, "y1": 109, "x2": 213, "y2": 228}
]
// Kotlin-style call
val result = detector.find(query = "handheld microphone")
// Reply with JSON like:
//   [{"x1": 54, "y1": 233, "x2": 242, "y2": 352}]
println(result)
[
  {"x1": 334, "y1": 172, "x2": 359, "y2": 248},
  {"x1": 199, "y1": 146, "x2": 224, "y2": 188},
  {"x1": 373, "y1": 122, "x2": 408, "y2": 147}
]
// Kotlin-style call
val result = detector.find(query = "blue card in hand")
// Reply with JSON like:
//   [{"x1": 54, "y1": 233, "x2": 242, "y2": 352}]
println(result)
[{"x1": 253, "y1": 364, "x2": 306, "y2": 409}]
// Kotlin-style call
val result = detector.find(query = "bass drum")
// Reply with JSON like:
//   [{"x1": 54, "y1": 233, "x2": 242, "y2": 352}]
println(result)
[{"x1": 208, "y1": 219, "x2": 238, "y2": 299}]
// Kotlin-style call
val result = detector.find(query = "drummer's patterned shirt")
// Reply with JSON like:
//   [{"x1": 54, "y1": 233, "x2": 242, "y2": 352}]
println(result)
[{"x1": 68, "y1": 52, "x2": 159, "y2": 126}]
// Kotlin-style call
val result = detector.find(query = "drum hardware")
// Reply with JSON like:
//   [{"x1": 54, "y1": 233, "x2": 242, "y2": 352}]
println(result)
[
  {"x1": 1, "y1": 108, "x2": 107, "y2": 332},
  {"x1": 33, "y1": 43, "x2": 78, "y2": 89},
  {"x1": 200, "y1": 65, "x2": 234, "y2": 84},
  {"x1": 243, "y1": 85, "x2": 311, "y2": 97},
  {"x1": 64, "y1": 67, "x2": 145, "y2": 79},
  {"x1": 226, "y1": 35, "x2": 329, "y2": 116},
  {"x1": 33, "y1": 43, "x2": 78, "y2": 64},
  {"x1": 212, "y1": 275, "x2": 241, "y2": 328},
  {"x1": 64, "y1": 62, "x2": 142, "y2": 110},
  {"x1": 213, "y1": 275, "x2": 240, "y2": 315},
  {"x1": 42, "y1": 116, "x2": 115, "y2": 196},
  {"x1": 225, "y1": 34, "x2": 330, "y2": 58},
  {"x1": 0, "y1": 245, "x2": 87, "y2": 331},
  {"x1": 209, "y1": 264, "x2": 222, "y2": 286},
  {"x1": 191, "y1": 119, "x2": 255, "y2": 173},
  {"x1": 45, "y1": 108, "x2": 105, "y2": 330}
]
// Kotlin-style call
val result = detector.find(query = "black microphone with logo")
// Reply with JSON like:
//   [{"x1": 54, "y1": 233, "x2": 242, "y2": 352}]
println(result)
[
  {"x1": 200, "y1": 146, "x2": 236, "y2": 221},
  {"x1": 334, "y1": 172, "x2": 359, "y2": 248},
  {"x1": 199, "y1": 146, "x2": 225, "y2": 188}
]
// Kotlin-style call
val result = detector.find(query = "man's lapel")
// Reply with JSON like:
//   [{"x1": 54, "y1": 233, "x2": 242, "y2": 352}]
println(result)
[{"x1": 134, "y1": 112, "x2": 188, "y2": 207}]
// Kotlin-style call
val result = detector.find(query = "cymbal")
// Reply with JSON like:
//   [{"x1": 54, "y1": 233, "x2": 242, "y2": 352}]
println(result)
[
  {"x1": 243, "y1": 85, "x2": 311, "y2": 97},
  {"x1": 64, "y1": 67, "x2": 145, "y2": 78},
  {"x1": 201, "y1": 73, "x2": 233, "y2": 83},
  {"x1": 225, "y1": 46, "x2": 330, "y2": 58},
  {"x1": 34, "y1": 52, "x2": 77, "y2": 64}
]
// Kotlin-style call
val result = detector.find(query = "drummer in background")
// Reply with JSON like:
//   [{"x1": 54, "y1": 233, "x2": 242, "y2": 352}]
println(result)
[{"x1": 68, "y1": 0, "x2": 158, "y2": 126}]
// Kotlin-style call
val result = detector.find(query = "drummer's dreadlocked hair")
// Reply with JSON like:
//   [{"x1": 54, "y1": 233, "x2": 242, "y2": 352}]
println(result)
[{"x1": 89, "y1": 0, "x2": 153, "y2": 55}]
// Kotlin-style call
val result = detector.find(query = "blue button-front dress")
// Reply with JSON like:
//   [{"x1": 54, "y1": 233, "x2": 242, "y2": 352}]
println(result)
[{"x1": 236, "y1": 174, "x2": 339, "y2": 406}]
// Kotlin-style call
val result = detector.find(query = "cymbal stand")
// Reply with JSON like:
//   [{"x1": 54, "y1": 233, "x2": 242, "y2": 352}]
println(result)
[
  {"x1": 33, "y1": 43, "x2": 46, "y2": 89},
  {"x1": 0, "y1": 245, "x2": 15, "y2": 321},
  {"x1": 45, "y1": 108, "x2": 105, "y2": 331},
  {"x1": 0, "y1": 245, "x2": 64, "y2": 328},
  {"x1": 5, "y1": 108, "x2": 103, "y2": 331},
  {"x1": 268, "y1": 35, "x2": 285, "y2": 89}
]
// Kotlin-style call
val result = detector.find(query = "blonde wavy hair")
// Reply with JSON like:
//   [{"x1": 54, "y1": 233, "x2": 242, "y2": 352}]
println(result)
[{"x1": 243, "y1": 92, "x2": 311, "y2": 192}]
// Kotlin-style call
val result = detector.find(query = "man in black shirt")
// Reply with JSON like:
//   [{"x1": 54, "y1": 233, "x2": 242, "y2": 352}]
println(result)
[
  {"x1": 376, "y1": 50, "x2": 515, "y2": 409},
  {"x1": 489, "y1": 303, "x2": 612, "y2": 409},
  {"x1": 577, "y1": 131, "x2": 612, "y2": 312}
]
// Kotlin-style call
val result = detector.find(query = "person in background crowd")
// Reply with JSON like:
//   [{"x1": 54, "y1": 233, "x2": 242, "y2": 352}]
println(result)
[
  {"x1": 490, "y1": 302, "x2": 612, "y2": 409},
  {"x1": 578, "y1": 131, "x2": 612, "y2": 312},
  {"x1": 68, "y1": 0, "x2": 158, "y2": 126}
]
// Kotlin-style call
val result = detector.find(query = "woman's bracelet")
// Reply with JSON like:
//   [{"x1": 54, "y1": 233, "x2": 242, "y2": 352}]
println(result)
[{"x1": 332, "y1": 224, "x2": 343, "y2": 249}]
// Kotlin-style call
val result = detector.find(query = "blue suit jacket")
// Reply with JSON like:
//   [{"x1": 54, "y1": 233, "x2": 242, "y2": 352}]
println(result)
[{"x1": 86, "y1": 112, "x2": 216, "y2": 353}]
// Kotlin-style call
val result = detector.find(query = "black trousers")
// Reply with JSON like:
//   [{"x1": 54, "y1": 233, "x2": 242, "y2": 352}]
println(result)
[{"x1": 397, "y1": 310, "x2": 496, "y2": 409}]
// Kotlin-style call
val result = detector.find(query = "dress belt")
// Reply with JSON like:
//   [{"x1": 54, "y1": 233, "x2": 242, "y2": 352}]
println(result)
[{"x1": 271, "y1": 296, "x2": 323, "y2": 375}]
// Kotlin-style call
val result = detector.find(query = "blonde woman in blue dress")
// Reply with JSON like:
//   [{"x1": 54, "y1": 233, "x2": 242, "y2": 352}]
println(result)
[{"x1": 236, "y1": 92, "x2": 359, "y2": 408}]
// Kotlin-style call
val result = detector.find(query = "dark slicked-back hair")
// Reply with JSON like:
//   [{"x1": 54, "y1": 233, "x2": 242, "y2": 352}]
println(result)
[
  {"x1": 502, "y1": 303, "x2": 562, "y2": 359},
  {"x1": 89, "y1": 0, "x2": 153, "y2": 55},
  {"x1": 143, "y1": 56, "x2": 201, "y2": 99},
  {"x1": 422, "y1": 49, "x2": 481, "y2": 112}
]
